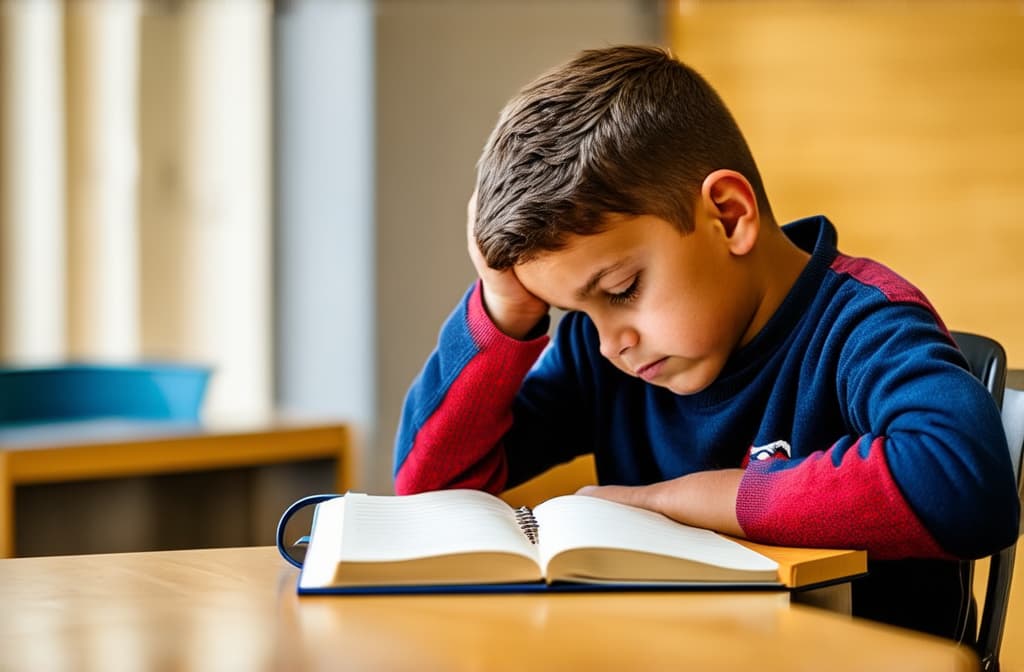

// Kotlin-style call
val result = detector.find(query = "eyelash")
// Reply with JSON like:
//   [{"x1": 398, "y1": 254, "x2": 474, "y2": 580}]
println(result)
[{"x1": 608, "y1": 274, "x2": 641, "y2": 306}]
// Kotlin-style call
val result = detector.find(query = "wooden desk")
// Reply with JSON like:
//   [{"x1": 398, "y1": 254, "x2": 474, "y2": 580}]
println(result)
[
  {"x1": 0, "y1": 418, "x2": 351, "y2": 558},
  {"x1": 0, "y1": 546, "x2": 978, "y2": 671}
]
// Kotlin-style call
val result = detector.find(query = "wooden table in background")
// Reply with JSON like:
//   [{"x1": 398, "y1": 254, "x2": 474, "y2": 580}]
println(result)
[
  {"x1": 0, "y1": 418, "x2": 351, "y2": 558},
  {"x1": 0, "y1": 546, "x2": 978, "y2": 671}
]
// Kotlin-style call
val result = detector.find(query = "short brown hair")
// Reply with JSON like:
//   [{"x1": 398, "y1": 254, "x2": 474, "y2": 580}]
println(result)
[{"x1": 475, "y1": 45, "x2": 772, "y2": 270}]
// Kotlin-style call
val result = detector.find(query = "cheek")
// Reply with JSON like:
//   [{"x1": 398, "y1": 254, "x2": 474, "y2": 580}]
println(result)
[{"x1": 642, "y1": 296, "x2": 727, "y2": 355}]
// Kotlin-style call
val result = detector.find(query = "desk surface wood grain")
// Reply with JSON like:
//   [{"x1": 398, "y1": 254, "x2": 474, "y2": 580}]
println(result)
[{"x1": 0, "y1": 546, "x2": 978, "y2": 672}]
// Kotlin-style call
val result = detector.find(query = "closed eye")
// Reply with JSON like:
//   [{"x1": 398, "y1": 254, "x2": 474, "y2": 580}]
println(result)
[{"x1": 608, "y1": 274, "x2": 641, "y2": 306}]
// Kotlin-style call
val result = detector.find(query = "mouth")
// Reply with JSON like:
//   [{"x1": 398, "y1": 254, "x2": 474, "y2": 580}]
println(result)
[{"x1": 634, "y1": 357, "x2": 668, "y2": 382}]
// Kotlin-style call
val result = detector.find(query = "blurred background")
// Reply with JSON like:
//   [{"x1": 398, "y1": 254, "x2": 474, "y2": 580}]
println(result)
[{"x1": 0, "y1": 0, "x2": 1021, "y2": 555}]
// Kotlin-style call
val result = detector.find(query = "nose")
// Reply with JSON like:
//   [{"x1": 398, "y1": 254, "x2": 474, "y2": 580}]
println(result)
[{"x1": 597, "y1": 319, "x2": 639, "y2": 360}]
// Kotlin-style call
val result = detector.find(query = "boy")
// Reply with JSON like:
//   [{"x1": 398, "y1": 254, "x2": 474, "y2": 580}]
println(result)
[{"x1": 393, "y1": 45, "x2": 1020, "y2": 640}]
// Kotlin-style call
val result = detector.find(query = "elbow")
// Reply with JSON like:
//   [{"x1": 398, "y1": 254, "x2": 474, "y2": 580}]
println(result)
[
  {"x1": 977, "y1": 495, "x2": 1021, "y2": 557},
  {"x1": 392, "y1": 455, "x2": 437, "y2": 495},
  {"x1": 393, "y1": 467, "x2": 431, "y2": 496},
  {"x1": 935, "y1": 486, "x2": 1021, "y2": 560},
  {"x1": 393, "y1": 454, "x2": 509, "y2": 497}
]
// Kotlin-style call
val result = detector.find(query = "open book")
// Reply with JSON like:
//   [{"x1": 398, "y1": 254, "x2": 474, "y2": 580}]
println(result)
[{"x1": 283, "y1": 490, "x2": 867, "y2": 594}]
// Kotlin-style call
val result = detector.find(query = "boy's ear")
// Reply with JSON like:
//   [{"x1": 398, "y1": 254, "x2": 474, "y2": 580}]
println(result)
[{"x1": 699, "y1": 169, "x2": 759, "y2": 256}]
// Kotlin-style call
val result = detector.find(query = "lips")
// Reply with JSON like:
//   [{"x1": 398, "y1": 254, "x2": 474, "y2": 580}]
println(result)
[{"x1": 634, "y1": 357, "x2": 667, "y2": 382}]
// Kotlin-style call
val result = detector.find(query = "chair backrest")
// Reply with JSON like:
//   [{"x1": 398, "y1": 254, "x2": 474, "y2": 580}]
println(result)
[
  {"x1": 953, "y1": 331, "x2": 1007, "y2": 408},
  {"x1": 976, "y1": 387, "x2": 1024, "y2": 672},
  {"x1": 1003, "y1": 388, "x2": 1024, "y2": 488},
  {"x1": 951, "y1": 331, "x2": 1021, "y2": 672}
]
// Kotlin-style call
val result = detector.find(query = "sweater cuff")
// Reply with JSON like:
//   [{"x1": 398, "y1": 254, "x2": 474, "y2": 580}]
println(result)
[{"x1": 467, "y1": 280, "x2": 550, "y2": 351}]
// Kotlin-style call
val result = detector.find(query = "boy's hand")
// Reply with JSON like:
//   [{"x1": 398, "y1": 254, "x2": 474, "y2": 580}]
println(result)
[
  {"x1": 466, "y1": 192, "x2": 549, "y2": 339},
  {"x1": 577, "y1": 469, "x2": 745, "y2": 538}
]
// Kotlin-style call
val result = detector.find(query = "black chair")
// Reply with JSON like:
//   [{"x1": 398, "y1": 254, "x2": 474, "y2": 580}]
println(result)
[
  {"x1": 955, "y1": 332, "x2": 1007, "y2": 408},
  {"x1": 951, "y1": 331, "x2": 1024, "y2": 671}
]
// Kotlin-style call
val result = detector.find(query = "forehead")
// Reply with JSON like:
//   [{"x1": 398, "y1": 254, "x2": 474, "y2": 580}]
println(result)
[{"x1": 514, "y1": 214, "x2": 656, "y2": 304}]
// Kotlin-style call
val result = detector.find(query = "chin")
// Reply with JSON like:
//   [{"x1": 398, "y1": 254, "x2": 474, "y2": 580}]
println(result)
[
  {"x1": 661, "y1": 366, "x2": 720, "y2": 396},
  {"x1": 666, "y1": 381, "x2": 712, "y2": 396}
]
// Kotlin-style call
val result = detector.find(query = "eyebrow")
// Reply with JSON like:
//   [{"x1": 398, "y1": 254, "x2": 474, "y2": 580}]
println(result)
[{"x1": 574, "y1": 261, "x2": 627, "y2": 302}]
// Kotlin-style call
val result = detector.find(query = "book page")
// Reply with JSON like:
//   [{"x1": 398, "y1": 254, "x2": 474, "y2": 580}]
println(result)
[
  {"x1": 337, "y1": 490, "x2": 538, "y2": 563},
  {"x1": 533, "y1": 495, "x2": 778, "y2": 582},
  {"x1": 299, "y1": 490, "x2": 543, "y2": 590},
  {"x1": 299, "y1": 495, "x2": 349, "y2": 589}
]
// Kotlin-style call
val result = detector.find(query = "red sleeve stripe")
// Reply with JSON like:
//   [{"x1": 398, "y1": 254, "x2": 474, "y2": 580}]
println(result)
[
  {"x1": 736, "y1": 436, "x2": 949, "y2": 559},
  {"x1": 830, "y1": 254, "x2": 951, "y2": 337},
  {"x1": 395, "y1": 283, "x2": 548, "y2": 494}
]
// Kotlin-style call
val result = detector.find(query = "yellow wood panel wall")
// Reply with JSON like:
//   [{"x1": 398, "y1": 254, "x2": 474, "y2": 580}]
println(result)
[{"x1": 669, "y1": 1, "x2": 1024, "y2": 366}]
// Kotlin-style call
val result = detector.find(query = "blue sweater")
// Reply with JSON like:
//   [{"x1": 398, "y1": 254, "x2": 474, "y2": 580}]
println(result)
[{"x1": 395, "y1": 215, "x2": 1020, "y2": 637}]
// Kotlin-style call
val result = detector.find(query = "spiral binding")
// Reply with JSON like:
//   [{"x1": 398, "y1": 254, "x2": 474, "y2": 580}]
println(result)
[{"x1": 514, "y1": 506, "x2": 539, "y2": 544}]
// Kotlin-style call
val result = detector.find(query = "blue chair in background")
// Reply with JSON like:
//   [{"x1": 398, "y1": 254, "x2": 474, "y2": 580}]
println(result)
[{"x1": 0, "y1": 363, "x2": 211, "y2": 425}]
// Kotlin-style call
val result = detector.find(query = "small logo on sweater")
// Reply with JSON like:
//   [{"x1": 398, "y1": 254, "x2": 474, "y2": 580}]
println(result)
[{"x1": 750, "y1": 440, "x2": 791, "y2": 461}]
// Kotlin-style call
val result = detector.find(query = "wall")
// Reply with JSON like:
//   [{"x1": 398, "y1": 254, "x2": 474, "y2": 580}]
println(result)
[
  {"x1": 275, "y1": 0, "x2": 375, "y2": 437},
  {"x1": 669, "y1": 0, "x2": 1024, "y2": 366}
]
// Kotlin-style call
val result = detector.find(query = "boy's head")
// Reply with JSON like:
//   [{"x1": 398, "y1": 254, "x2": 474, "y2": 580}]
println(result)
[{"x1": 474, "y1": 45, "x2": 773, "y2": 270}]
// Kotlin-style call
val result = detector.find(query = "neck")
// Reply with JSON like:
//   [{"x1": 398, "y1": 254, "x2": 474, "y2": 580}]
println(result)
[{"x1": 738, "y1": 223, "x2": 811, "y2": 347}]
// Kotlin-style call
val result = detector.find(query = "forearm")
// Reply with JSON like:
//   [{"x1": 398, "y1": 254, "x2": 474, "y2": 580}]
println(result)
[
  {"x1": 579, "y1": 469, "x2": 745, "y2": 537},
  {"x1": 736, "y1": 430, "x2": 1013, "y2": 559},
  {"x1": 394, "y1": 283, "x2": 548, "y2": 494}
]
